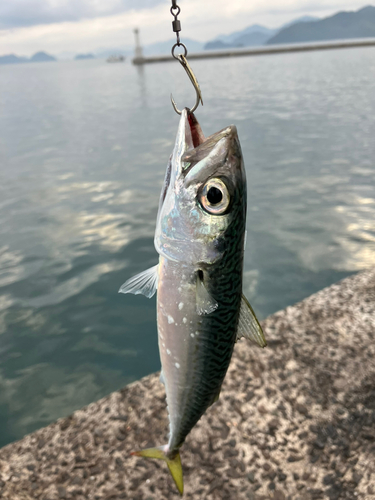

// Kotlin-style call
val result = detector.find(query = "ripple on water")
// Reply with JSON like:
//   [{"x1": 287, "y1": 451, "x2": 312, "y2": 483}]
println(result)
[{"x1": 0, "y1": 50, "x2": 374, "y2": 446}]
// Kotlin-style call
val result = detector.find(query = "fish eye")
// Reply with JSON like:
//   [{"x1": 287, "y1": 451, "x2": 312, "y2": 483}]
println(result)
[{"x1": 199, "y1": 178, "x2": 230, "y2": 215}]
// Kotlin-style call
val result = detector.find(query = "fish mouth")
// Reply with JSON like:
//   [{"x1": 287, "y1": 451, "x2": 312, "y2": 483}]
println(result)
[
  {"x1": 182, "y1": 113, "x2": 239, "y2": 183},
  {"x1": 185, "y1": 109, "x2": 205, "y2": 151},
  {"x1": 170, "y1": 108, "x2": 205, "y2": 184},
  {"x1": 171, "y1": 109, "x2": 239, "y2": 184},
  {"x1": 183, "y1": 109, "x2": 236, "y2": 154}
]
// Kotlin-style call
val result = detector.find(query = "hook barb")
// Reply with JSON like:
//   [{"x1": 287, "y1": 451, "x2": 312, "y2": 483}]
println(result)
[{"x1": 171, "y1": 54, "x2": 203, "y2": 115}]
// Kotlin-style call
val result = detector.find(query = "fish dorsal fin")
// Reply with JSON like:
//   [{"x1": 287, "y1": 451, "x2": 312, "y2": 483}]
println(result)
[
  {"x1": 237, "y1": 294, "x2": 267, "y2": 347},
  {"x1": 118, "y1": 265, "x2": 158, "y2": 298},
  {"x1": 196, "y1": 271, "x2": 218, "y2": 315}
]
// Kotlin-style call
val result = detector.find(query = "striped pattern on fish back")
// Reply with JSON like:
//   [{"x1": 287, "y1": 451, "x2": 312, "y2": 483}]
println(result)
[{"x1": 171, "y1": 179, "x2": 246, "y2": 449}]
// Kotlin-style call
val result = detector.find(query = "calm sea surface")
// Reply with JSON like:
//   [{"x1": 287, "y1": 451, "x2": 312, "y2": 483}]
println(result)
[{"x1": 0, "y1": 48, "x2": 374, "y2": 447}]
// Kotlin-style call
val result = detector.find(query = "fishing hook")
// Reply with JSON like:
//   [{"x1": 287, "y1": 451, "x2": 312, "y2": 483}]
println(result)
[{"x1": 170, "y1": 50, "x2": 203, "y2": 115}]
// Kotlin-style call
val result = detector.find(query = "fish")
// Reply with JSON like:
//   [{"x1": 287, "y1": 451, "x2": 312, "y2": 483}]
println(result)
[{"x1": 119, "y1": 108, "x2": 266, "y2": 495}]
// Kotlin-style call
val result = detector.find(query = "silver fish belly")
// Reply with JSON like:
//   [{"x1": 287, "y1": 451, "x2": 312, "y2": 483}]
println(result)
[
  {"x1": 119, "y1": 108, "x2": 266, "y2": 495},
  {"x1": 158, "y1": 257, "x2": 242, "y2": 452}
]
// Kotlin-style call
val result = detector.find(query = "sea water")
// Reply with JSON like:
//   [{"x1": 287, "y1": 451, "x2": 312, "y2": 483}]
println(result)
[{"x1": 0, "y1": 47, "x2": 374, "y2": 446}]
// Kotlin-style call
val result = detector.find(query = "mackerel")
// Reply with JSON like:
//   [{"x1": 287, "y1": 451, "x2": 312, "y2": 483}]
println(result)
[{"x1": 120, "y1": 109, "x2": 266, "y2": 494}]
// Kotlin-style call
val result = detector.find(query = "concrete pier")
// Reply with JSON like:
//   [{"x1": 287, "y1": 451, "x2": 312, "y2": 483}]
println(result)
[
  {"x1": 0, "y1": 268, "x2": 374, "y2": 499},
  {"x1": 132, "y1": 38, "x2": 375, "y2": 65}
]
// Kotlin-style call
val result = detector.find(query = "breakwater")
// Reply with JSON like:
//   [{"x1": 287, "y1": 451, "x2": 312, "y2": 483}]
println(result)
[{"x1": 133, "y1": 37, "x2": 375, "y2": 65}]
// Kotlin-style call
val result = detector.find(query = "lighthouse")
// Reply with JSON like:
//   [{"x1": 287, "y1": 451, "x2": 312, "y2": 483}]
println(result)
[{"x1": 133, "y1": 28, "x2": 144, "y2": 65}]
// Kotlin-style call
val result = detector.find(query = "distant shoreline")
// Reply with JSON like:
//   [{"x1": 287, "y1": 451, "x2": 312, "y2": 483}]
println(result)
[
  {"x1": 0, "y1": 51, "x2": 56, "y2": 65},
  {"x1": 133, "y1": 37, "x2": 375, "y2": 64}
]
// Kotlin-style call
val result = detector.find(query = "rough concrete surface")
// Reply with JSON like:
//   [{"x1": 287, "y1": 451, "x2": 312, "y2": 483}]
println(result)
[{"x1": 0, "y1": 269, "x2": 374, "y2": 500}]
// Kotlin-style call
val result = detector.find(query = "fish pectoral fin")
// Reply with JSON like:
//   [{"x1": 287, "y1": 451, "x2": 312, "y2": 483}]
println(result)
[
  {"x1": 196, "y1": 271, "x2": 218, "y2": 315},
  {"x1": 131, "y1": 447, "x2": 183, "y2": 496},
  {"x1": 237, "y1": 294, "x2": 267, "y2": 348},
  {"x1": 118, "y1": 264, "x2": 159, "y2": 298}
]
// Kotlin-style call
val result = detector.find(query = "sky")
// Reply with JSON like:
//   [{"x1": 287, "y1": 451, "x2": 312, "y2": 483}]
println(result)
[{"x1": 0, "y1": 0, "x2": 372, "y2": 57}]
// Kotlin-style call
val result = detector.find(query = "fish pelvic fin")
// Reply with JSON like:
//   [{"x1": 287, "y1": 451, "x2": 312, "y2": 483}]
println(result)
[{"x1": 131, "y1": 446, "x2": 183, "y2": 496}]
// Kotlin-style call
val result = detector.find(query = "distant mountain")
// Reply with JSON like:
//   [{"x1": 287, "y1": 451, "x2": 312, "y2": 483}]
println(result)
[
  {"x1": 204, "y1": 15, "x2": 320, "y2": 50},
  {"x1": 0, "y1": 51, "x2": 56, "y2": 64},
  {"x1": 92, "y1": 39, "x2": 204, "y2": 59},
  {"x1": 92, "y1": 17, "x2": 320, "y2": 59},
  {"x1": 267, "y1": 5, "x2": 375, "y2": 44},
  {"x1": 210, "y1": 24, "x2": 277, "y2": 46},
  {"x1": 233, "y1": 31, "x2": 273, "y2": 47},
  {"x1": 205, "y1": 31, "x2": 271, "y2": 50},
  {"x1": 0, "y1": 54, "x2": 28, "y2": 64},
  {"x1": 280, "y1": 15, "x2": 320, "y2": 30},
  {"x1": 75, "y1": 53, "x2": 95, "y2": 60},
  {"x1": 204, "y1": 40, "x2": 232, "y2": 51},
  {"x1": 30, "y1": 51, "x2": 56, "y2": 62}
]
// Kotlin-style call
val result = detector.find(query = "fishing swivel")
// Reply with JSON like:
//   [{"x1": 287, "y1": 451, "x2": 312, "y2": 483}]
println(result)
[{"x1": 170, "y1": 1, "x2": 203, "y2": 115}]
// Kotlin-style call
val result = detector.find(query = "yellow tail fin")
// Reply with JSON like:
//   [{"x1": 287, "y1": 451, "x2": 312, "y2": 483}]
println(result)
[{"x1": 131, "y1": 446, "x2": 183, "y2": 496}]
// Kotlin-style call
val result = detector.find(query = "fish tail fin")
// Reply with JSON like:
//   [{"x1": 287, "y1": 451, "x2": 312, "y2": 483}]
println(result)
[{"x1": 131, "y1": 446, "x2": 183, "y2": 495}]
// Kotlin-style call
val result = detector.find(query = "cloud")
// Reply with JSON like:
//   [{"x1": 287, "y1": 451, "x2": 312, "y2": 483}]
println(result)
[
  {"x1": 0, "y1": 5, "x2": 171, "y2": 56},
  {"x1": 0, "y1": 0, "x2": 370, "y2": 57},
  {"x1": 0, "y1": 0, "x2": 164, "y2": 29}
]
